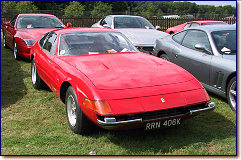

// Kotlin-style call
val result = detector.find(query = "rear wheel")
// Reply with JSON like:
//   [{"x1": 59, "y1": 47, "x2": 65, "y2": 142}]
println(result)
[
  {"x1": 227, "y1": 77, "x2": 236, "y2": 111},
  {"x1": 65, "y1": 86, "x2": 94, "y2": 134},
  {"x1": 13, "y1": 40, "x2": 20, "y2": 60},
  {"x1": 160, "y1": 54, "x2": 170, "y2": 61},
  {"x1": 3, "y1": 34, "x2": 9, "y2": 48}
]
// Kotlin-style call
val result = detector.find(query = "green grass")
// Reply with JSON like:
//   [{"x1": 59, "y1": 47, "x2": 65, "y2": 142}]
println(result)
[{"x1": 1, "y1": 36, "x2": 236, "y2": 155}]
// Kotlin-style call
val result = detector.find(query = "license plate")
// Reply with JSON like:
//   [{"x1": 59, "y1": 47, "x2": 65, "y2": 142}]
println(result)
[{"x1": 145, "y1": 118, "x2": 181, "y2": 130}]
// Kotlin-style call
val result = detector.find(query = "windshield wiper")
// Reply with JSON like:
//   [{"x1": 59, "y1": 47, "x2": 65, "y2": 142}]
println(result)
[{"x1": 54, "y1": 26, "x2": 65, "y2": 28}]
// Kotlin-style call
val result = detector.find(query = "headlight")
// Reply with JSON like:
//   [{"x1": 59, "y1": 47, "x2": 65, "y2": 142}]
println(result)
[
  {"x1": 81, "y1": 98, "x2": 113, "y2": 115},
  {"x1": 22, "y1": 39, "x2": 36, "y2": 46}
]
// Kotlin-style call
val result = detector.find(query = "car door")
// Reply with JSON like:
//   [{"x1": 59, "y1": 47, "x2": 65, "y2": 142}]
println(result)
[
  {"x1": 37, "y1": 32, "x2": 59, "y2": 91},
  {"x1": 173, "y1": 29, "x2": 213, "y2": 85}
]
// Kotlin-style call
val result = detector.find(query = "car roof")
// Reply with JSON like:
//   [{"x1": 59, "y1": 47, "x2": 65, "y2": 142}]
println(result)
[
  {"x1": 190, "y1": 20, "x2": 225, "y2": 24},
  {"x1": 53, "y1": 27, "x2": 118, "y2": 35},
  {"x1": 108, "y1": 15, "x2": 142, "y2": 18},
  {"x1": 18, "y1": 13, "x2": 56, "y2": 17},
  {"x1": 187, "y1": 24, "x2": 236, "y2": 32}
]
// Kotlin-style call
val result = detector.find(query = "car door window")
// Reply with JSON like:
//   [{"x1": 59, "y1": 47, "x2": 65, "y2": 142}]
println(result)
[
  {"x1": 172, "y1": 30, "x2": 187, "y2": 44},
  {"x1": 189, "y1": 23, "x2": 200, "y2": 28},
  {"x1": 39, "y1": 33, "x2": 49, "y2": 48},
  {"x1": 43, "y1": 32, "x2": 57, "y2": 55},
  {"x1": 184, "y1": 23, "x2": 191, "y2": 29},
  {"x1": 100, "y1": 16, "x2": 112, "y2": 26},
  {"x1": 10, "y1": 15, "x2": 17, "y2": 27},
  {"x1": 182, "y1": 30, "x2": 211, "y2": 52}
]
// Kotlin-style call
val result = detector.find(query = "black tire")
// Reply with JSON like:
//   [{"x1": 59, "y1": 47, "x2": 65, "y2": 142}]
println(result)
[
  {"x1": 65, "y1": 86, "x2": 94, "y2": 134},
  {"x1": 227, "y1": 76, "x2": 236, "y2": 111},
  {"x1": 3, "y1": 34, "x2": 9, "y2": 49},
  {"x1": 31, "y1": 58, "x2": 45, "y2": 90},
  {"x1": 13, "y1": 40, "x2": 20, "y2": 60},
  {"x1": 160, "y1": 54, "x2": 170, "y2": 61}
]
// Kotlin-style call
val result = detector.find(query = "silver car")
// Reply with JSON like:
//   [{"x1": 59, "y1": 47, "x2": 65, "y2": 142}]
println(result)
[
  {"x1": 92, "y1": 15, "x2": 168, "y2": 54},
  {"x1": 153, "y1": 25, "x2": 236, "y2": 111}
]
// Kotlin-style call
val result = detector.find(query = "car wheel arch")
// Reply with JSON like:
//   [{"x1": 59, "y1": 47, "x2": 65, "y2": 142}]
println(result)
[
  {"x1": 157, "y1": 50, "x2": 167, "y2": 57},
  {"x1": 60, "y1": 81, "x2": 73, "y2": 104},
  {"x1": 226, "y1": 72, "x2": 236, "y2": 93}
]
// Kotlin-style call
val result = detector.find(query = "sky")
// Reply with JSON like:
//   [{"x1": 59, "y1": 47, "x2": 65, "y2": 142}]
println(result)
[{"x1": 188, "y1": 1, "x2": 236, "y2": 7}]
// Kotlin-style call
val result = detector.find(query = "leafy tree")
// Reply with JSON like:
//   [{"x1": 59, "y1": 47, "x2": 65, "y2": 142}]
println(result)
[
  {"x1": 16, "y1": 1, "x2": 38, "y2": 13},
  {"x1": 64, "y1": 1, "x2": 85, "y2": 18},
  {"x1": 1, "y1": 1, "x2": 18, "y2": 15},
  {"x1": 134, "y1": 2, "x2": 163, "y2": 18},
  {"x1": 90, "y1": 2, "x2": 112, "y2": 17}
]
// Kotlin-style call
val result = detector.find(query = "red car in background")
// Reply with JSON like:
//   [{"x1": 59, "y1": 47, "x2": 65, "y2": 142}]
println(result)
[
  {"x1": 166, "y1": 20, "x2": 228, "y2": 34},
  {"x1": 30, "y1": 27, "x2": 215, "y2": 134},
  {"x1": 2, "y1": 13, "x2": 71, "y2": 60}
]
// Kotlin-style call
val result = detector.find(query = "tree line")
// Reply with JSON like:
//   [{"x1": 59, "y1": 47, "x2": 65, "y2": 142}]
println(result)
[{"x1": 1, "y1": 1, "x2": 236, "y2": 18}]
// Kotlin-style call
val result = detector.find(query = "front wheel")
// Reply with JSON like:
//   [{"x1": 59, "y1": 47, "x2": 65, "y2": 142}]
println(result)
[
  {"x1": 227, "y1": 77, "x2": 236, "y2": 111},
  {"x1": 13, "y1": 40, "x2": 20, "y2": 60},
  {"x1": 160, "y1": 54, "x2": 170, "y2": 61},
  {"x1": 31, "y1": 58, "x2": 45, "y2": 90},
  {"x1": 65, "y1": 86, "x2": 94, "y2": 134}
]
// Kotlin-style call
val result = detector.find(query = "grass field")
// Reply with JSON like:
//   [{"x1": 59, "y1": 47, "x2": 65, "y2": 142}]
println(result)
[{"x1": 1, "y1": 36, "x2": 236, "y2": 155}]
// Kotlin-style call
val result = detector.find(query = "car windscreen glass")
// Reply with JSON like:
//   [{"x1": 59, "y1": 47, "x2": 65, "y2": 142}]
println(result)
[
  {"x1": 212, "y1": 30, "x2": 236, "y2": 55},
  {"x1": 114, "y1": 17, "x2": 154, "y2": 29},
  {"x1": 59, "y1": 32, "x2": 138, "y2": 56},
  {"x1": 16, "y1": 16, "x2": 65, "y2": 29},
  {"x1": 201, "y1": 22, "x2": 227, "y2": 25}
]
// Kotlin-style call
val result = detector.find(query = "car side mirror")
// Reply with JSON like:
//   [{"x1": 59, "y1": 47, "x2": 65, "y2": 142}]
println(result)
[
  {"x1": 195, "y1": 43, "x2": 211, "y2": 54},
  {"x1": 103, "y1": 24, "x2": 111, "y2": 28},
  {"x1": 6, "y1": 21, "x2": 13, "y2": 28},
  {"x1": 66, "y1": 23, "x2": 72, "y2": 28},
  {"x1": 156, "y1": 26, "x2": 160, "y2": 30}
]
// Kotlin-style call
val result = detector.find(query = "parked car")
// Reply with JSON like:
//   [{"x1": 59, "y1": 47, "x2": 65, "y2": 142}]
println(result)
[
  {"x1": 153, "y1": 25, "x2": 236, "y2": 111},
  {"x1": 30, "y1": 27, "x2": 215, "y2": 134},
  {"x1": 166, "y1": 20, "x2": 228, "y2": 34},
  {"x1": 2, "y1": 13, "x2": 71, "y2": 60},
  {"x1": 91, "y1": 15, "x2": 168, "y2": 54}
]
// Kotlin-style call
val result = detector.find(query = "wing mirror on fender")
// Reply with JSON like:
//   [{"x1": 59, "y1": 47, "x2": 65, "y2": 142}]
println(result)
[
  {"x1": 6, "y1": 21, "x2": 13, "y2": 28},
  {"x1": 195, "y1": 43, "x2": 211, "y2": 54},
  {"x1": 66, "y1": 23, "x2": 72, "y2": 28}
]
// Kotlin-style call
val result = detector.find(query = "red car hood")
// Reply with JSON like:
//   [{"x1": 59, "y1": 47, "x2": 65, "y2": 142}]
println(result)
[
  {"x1": 16, "y1": 28, "x2": 56, "y2": 40},
  {"x1": 59, "y1": 52, "x2": 194, "y2": 90}
]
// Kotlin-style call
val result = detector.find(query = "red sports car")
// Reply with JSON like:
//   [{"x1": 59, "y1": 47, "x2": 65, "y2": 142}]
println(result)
[
  {"x1": 30, "y1": 27, "x2": 215, "y2": 134},
  {"x1": 166, "y1": 20, "x2": 227, "y2": 34},
  {"x1": 2, "y1": 13, "x2": 71, "y2": 60}
]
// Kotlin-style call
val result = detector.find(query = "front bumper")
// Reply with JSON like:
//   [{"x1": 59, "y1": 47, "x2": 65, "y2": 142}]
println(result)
[{"x1": 97, "y1": 102, "x2": 215, "y2": 127}]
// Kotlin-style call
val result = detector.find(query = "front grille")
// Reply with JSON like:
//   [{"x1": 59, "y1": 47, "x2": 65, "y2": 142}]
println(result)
[{"x1": 113, "y1": 103, "x2": 207, "y2": 122}]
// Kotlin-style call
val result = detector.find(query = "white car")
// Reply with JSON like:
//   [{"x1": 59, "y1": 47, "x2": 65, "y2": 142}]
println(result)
[{"x1": 92, "y1": 15, "x2": 168, "y2": 54}]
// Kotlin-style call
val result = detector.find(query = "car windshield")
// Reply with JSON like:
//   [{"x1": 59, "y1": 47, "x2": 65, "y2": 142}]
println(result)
[
  {"x1": 201, "y1": 22, "x2": 227, "y2": 25},
  {"x1": 114, "y1": 17, "x2": 155, "y2": 29},
  {"x1": 212, "y1": 30, "x2": 236, "y2": 55},
  {"x1": 59, "y1": 32, "x2": 138, "y2": 56},
  {"x1": 16, "y1": 16, "x2": 65, "y2": 29}
]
